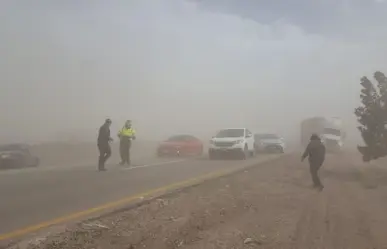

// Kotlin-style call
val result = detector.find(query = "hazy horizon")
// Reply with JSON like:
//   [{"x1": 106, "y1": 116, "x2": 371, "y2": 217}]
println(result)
[{"x1": 1, "y1": 0, "x2": 386, "y2": 144}]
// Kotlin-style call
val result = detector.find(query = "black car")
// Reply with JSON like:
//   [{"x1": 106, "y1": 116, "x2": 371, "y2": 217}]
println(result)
[{"x1": 0, "y1": 144, "x2": 40, "y2": 169}]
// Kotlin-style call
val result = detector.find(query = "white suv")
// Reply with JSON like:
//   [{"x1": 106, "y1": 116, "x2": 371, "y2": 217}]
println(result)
[{"x1": 209, "y1": 128, "x2": 255, "y2": 160}]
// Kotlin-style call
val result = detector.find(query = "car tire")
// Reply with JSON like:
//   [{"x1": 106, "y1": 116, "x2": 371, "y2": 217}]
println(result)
[{"x1": 15, "y1": 157, "x2": 26, "y2": 168}]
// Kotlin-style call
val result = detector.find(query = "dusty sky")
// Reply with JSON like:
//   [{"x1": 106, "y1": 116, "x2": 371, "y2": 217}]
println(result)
[{"x1": 1, "y1": 0, "x2": 386, "y2": 143}]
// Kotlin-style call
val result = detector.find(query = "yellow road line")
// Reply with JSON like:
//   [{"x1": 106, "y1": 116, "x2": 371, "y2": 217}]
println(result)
[{"x1": 0, "y1": 167, "x2": 236, "y2": 241}]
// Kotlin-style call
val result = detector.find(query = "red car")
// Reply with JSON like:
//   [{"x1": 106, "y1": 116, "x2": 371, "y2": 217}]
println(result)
[{"x1": 157, "y1": 134, "x2": 204, "y2": 157}]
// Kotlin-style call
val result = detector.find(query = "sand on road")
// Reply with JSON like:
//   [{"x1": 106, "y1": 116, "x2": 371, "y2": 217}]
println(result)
[
  {"x1": 11, "y1": 152, "x2": 387, "y2": 249},
  {"x1": 28, "y1": 140, "x2": 159, "y2": 168}
]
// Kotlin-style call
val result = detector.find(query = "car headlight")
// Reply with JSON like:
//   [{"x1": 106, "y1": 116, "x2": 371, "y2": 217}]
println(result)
[{"x1": 234, "y1": 140, "x2": 244, "y2": 144}]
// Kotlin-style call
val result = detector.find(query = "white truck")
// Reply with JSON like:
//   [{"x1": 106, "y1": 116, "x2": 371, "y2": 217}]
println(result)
[{"x1": 300, "y1": 117, "x2": 345, "y2": 152}]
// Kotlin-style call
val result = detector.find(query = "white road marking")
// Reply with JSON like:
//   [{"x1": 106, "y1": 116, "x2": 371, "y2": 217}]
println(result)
[
  {"x1": 0, "y1": 158, "x2": 191, "y2": 175},
  {"x1": 121, "y1": 159, "x2": 189, "y2": 170}
]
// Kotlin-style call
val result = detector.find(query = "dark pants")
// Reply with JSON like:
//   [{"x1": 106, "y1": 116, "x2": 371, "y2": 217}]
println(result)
[
  {"x1": 98, "y1": 143, "x2": 111, "y2": 170},
  {"x1": 120, "y1": 139, "x2": 132, "y2": 165},
  {"x1": 309, "y1": 161, "x2": 323, "y2": 187}
]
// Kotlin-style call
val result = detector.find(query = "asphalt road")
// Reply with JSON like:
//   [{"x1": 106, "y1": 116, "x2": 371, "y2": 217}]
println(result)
[{"x1": 0, "y1": 154, "x2": 279, "y2": 236}]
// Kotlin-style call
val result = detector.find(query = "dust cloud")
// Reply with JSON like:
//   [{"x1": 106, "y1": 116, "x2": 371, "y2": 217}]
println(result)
[{"x1": 0, "y1": 1, "x2": 386, "y2": 145}]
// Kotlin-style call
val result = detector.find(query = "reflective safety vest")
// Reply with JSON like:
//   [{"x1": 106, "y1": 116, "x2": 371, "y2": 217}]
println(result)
[{"x1": 119, "y1": 127, "x2": 135, "y2": 137}]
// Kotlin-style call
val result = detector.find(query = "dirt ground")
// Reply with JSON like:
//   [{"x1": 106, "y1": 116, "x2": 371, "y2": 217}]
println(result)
[{"x1": 16, "y1": 152, "x2": 387, "y2": 249}]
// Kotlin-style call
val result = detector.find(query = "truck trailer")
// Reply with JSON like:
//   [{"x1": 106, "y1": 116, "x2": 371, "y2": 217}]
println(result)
[{"x1": 300, "y1": 117, "x2": 345, "y2": 152}]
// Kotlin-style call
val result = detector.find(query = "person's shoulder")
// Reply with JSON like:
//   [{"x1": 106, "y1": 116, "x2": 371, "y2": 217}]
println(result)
[{"x1": 99, "y1": 125, "x2": 108, "y2": 131}]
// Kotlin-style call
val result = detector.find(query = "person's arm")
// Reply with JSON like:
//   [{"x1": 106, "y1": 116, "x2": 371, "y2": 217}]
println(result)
[
  {"x1": 132, "y1": 129, "x2": 136, "y2": 140},
  {"x1": 301, "y1": 143, "x2": 310, "y2": 162},
  {"x1": 108, "y1": 128, "x2": 113, "y2": 142},
  {"x1": 321, "y1": 144, "x2": 326, "y2": 162},
  {"x1": 98, "y1": 127, "x2": 103, "y2": 141}
]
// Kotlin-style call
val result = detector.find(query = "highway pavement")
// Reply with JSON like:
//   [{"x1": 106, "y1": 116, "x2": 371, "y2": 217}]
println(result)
[{"x1": 0, "y1": 153, "x2": 280, "y2": 239}]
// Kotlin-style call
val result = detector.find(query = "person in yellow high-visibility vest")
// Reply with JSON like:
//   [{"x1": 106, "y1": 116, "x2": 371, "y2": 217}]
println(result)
[{"x1": 118, "y1": 120, "x2": 136, "y2": 165}]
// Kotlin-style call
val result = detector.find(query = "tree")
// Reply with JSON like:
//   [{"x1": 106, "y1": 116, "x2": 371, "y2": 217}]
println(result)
[{"x1": 354, "y1": 71, "x2": 387, "y2": 162}]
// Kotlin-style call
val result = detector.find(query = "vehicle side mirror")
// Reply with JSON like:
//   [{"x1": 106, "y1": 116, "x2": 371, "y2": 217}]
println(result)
[{"x1": 245, "y1": 134, "x2": 252, "y2": 138}]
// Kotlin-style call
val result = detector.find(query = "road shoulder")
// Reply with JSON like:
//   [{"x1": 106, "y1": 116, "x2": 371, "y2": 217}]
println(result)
[
  {"x1": 18, "y1": 155, "x2": 387, "y2": 249},
  {"x1": 8, "y1": 152, "x2": 387, "y2": 249},
  {"x1": 4, "y1": 154, "x2": 291, "y2": 249},
  {"x1": 2, "y1": 154, "x2": 284, "y2": 248}
]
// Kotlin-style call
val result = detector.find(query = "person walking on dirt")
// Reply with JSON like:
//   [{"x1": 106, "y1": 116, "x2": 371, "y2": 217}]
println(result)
[
  {"x1": 117, "y1": 120, "x2": 136, "y2": 166},
  {"x1": 301, "y1": 134, "x2": 326, "y2": 190},
  {"x1": 97, "y1": 118, "x2": 113, "y2": 171}
]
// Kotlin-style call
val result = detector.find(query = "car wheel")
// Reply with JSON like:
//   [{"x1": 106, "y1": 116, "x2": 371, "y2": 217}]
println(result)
[{"x1": 14, "y1": 157, "x2": 25, "y2": 168}]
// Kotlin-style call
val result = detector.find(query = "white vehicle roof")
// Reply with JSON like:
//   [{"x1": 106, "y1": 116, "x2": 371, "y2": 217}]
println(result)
[{"x1": 218, "y1": 128, "x2": 246, "y2": 130}]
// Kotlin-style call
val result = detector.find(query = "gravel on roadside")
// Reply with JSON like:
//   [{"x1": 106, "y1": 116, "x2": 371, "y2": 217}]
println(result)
[{"x1": 12, "y1": 152, "x2": 387, "y2": 249}]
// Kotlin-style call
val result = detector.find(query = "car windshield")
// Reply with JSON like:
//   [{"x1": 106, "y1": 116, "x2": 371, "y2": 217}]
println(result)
[
  {"x1": 255, "y1": 134, "x2": 279, "y2": 140},
  {"x1": 215, "y1": 129, "x2": 244, "y2": 138},
  {"x1": 166, "y1": 135, "x2": 194, "y2": 142},
  {"x1": 0, "y1": 144, "x2": 24, "y2": 151}
]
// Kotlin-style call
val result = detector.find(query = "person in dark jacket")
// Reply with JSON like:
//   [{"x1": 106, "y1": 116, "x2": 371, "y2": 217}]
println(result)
[
  {"x1": 301, "y1": 134, "x2": 326, "y2": 190},
  {"x1": 97, "y1": 118, "x2": 113, "y2": 171}
]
